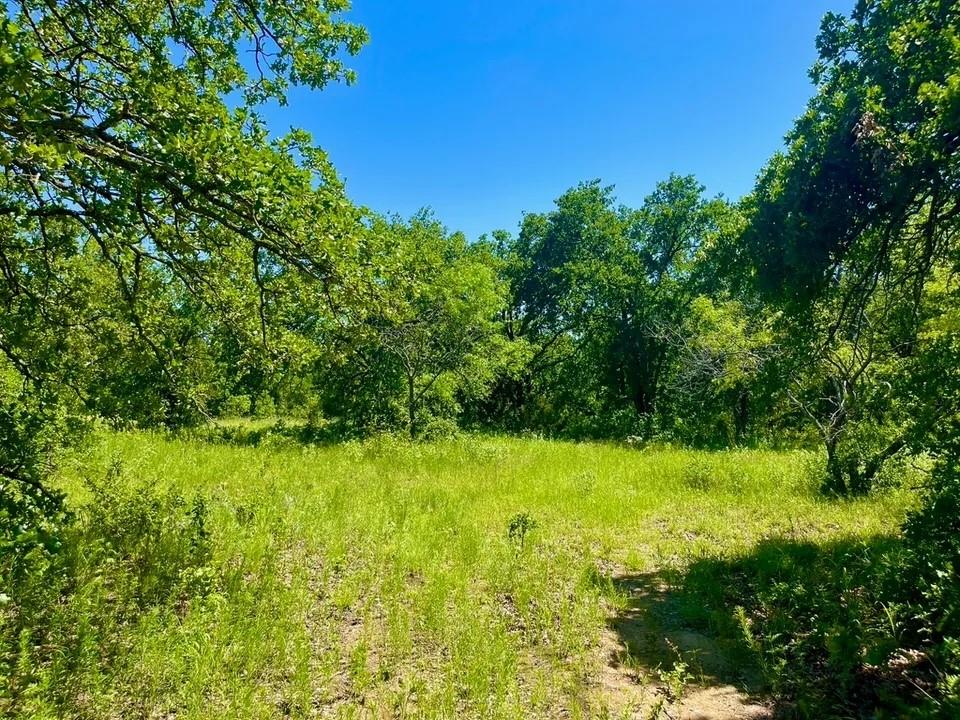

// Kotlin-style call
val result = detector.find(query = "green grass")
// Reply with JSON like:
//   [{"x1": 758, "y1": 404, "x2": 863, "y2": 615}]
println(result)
[{"x1": 31, "y1": 431, "x2": 914, "y2": 718}]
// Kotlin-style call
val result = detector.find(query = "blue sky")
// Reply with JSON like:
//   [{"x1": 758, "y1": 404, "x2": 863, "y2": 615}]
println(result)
[{"x1": 265, "y1": 0, "x2": 845, "y2": 240}]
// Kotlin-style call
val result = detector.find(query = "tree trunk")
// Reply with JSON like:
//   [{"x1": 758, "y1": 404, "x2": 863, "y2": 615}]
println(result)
[
  {"x1": 823, "y1": 438, "x2": 848, "y2": 496},
  {"x1": 407, "y1": 374, "x2": 416, "y2": 439},
  {"x1": 824, "y1": 431, "x2": 908, "y2": 497},
  {"x1": 852, "y1": 435, "x2": 909, "y2": 495},
  {"x1": 820, "y1": 377, "x2": 853, "y2": 495},
  {"x1": 733, "y1": 388, "x2": 749, "y2": 444}
]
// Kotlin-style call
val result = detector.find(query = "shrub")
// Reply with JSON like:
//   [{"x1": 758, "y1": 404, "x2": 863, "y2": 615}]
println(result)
[
  {"x1": 251, "y1": 392, "x2": 276, "y2": 419},
  {"x1": 682, "y1": 456, "x2": 715, "y2": 491},
  {"x1": 889, "y1": 451, "x2": 960, "y2": 717},
  {"x1": 419, "y1": 416, "x2": 460, "y2": 441},
  {"x1": 221, "y1": 394, "x2": 251, "y2": 418},
  {"x1": 0, "y1": 462, "x2": 215, "y2": 716}
]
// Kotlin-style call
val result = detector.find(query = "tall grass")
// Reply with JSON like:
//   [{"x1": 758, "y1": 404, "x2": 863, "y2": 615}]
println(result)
[{"x1": 2, "y1": 431, "x2": 913, "y2": 718}]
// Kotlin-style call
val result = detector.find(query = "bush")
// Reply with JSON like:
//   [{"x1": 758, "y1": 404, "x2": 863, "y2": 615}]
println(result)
[
  {"x1": 221, "y1": 394, "x2": 251, "y2": 418},
  {"x1": 251, "y1": 392, "x2": 276, "y2": 419},
  {"x1": 0, "y1": 461, "x2": 216, "y2": 716},
  {"x1": 682, "y1": 456, "x2": 715, "y2": 491},
  {"x1": 419, "y1": 416, "x2": 460, "y2": 441},
  {"x1": 890, "y1": 452, "x2": 960, "y2": 717}
]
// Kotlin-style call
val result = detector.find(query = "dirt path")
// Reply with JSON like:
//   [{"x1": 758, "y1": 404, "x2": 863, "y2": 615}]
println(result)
[{"x1": 593, "y1": 571, "x2": 774, "y2": 719}]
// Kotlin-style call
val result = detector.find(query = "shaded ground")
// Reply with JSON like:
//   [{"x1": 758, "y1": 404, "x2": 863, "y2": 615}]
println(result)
[{"x1": 595, "y1": 571, "x2": 774, "y2": 720}]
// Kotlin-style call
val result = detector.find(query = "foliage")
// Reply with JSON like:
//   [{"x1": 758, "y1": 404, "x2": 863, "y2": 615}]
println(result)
[
  {"x1": 318, "y1": 211, "x2": 507, "y2": 437},
  {"x1": 1, "y1": 0, "x2": 959, "y2": 716},
  {"x1": 0, "y1": 0, "x2": 368, "y2": 546},
  {"x1": 507, "y1": 511, "x2": 538, "y2": 552},
  {"x1": 480, "y1": 176, "x2": 755, "y2": 442},
  {"x1": 892, "y1": 435, "x2": 960, "y2": 716},
  {"x1": 742, "y1": 0, "x2": 960, "y2": 493},
  {"x1": 1, "y1": 459, "x2": 214, "y2": 717},
  {"x1": 673, "y1": 442, "x2": 960, "y2": 717}
]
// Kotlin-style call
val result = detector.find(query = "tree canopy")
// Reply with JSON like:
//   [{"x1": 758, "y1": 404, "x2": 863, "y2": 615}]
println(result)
[
  {"x1": 2, "y1": 0, "x2": 959, "y2": 530},
  {"x1": 1, "y1": 0, "x2": 367, "y2": 543}
]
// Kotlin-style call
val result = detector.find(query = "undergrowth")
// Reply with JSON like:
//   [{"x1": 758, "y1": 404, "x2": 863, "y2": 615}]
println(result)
[{"x1": 0, "y1": 429, "x2": 924, "y2": 718}]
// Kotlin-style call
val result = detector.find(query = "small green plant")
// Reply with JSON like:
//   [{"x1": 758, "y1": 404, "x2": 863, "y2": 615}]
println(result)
[
  {"x1": 656, "y1": 640, "x2": 692, "y2": 703},
  {"x1": 646, "y1": 644, "x2": 693, "y2": 720},
  {"x1": 507, "y1": 512, "x2": 538, "y2": 552},
  {"x1": 646, "y1": 697, "x2": 667, "y2": 720},
  {"x1": 349, "y1": 640, "x2": 371, "y2": 693},
  {"x1": 682, "y1": 458, "x2": 713, "y2": 491}
]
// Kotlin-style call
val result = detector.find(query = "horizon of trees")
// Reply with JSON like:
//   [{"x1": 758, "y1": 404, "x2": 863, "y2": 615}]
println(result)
[{"x1": 1, "y1": 0, "x2": 958, "y2": 501}]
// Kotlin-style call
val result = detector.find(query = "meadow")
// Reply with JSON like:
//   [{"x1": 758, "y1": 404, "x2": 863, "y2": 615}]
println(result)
[{"x1": 6, "y1": 429, "x2": 913, "y2": 719}]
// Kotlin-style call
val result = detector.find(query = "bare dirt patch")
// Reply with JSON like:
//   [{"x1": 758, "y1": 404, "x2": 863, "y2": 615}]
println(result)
[{"x1": 594, "y1": 571, "x2": 774, "y2": 720}]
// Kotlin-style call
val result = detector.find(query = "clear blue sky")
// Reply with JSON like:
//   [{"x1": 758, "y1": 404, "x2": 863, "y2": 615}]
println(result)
[{"x1": 267, "y1": 0, "x2": 846, "y2": 241}]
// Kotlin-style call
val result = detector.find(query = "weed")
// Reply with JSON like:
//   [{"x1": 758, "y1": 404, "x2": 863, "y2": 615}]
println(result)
[
  {"x1": 682, "y1": 457, "x2": 713, "y2": 491},
  {"x1": 507, "y1": 511, "x2": 538, "y2": 552},
  {"x1": 656, "y1": 640, "x2": 692, "y2": 702}
]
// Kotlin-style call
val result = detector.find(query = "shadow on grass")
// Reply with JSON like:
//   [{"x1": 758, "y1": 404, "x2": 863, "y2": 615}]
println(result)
[
  {"x1": 609, "y1": 570, "x2": 765, "y2": 691},
  {"x1": 606, "y1": 534, "x2": 923, "y2": 719},
  {"x1": 187, "y1": 418, "x2": 347, "y2": 448}
]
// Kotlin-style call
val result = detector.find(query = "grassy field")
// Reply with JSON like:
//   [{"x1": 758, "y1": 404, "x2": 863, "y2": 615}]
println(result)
[{"x1": 23, "y1": 431, "x2": 914, "y2": 719}]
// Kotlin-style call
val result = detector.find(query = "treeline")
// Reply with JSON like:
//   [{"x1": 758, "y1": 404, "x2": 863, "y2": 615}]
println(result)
[
  {"x1": 37, "y1": 175, "x2": 843, "y2": 455},
  {"x1": 1, "y1": 0, "x2": 958, "y2": 494},
  {"x1": 71, "y1": 178, "x2": 775, "y2": 447}
]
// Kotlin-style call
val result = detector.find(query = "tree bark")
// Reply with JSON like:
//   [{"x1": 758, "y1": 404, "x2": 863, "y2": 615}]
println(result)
[
  {"x1": 733, "y1": 388, "x2": 749, "y2": 444},
  {"x1": 407, "y1": 373, "x2": 416, "y2": 439}
]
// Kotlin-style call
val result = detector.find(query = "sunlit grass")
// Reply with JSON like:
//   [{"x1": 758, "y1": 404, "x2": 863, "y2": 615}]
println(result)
[{"x1": 51, "y1": 430, "x2": 914, "y2": 719}]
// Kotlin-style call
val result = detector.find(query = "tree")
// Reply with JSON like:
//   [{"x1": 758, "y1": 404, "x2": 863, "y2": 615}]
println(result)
[
  {"x1": 484, "y1": 177, "x2": 737, "y2": 440},
  {"x1": 0, "y1": 0, "x2": 367, "y2": 542},
  {"x1": 613, "y1": 175, "x2": 730, "y2": 421},
  {"x1": 485, "y1": 181, "x2": 633, "y2": 435},
  {"x1": 318, "y1": 212, "x2": 507, "y2": 437},
  {"x1": 743, "y1": 0, "x2": 960, "y2": 493},
  {"x1": 655, "y1": 296, "x2": 779, "y2": 445}
]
